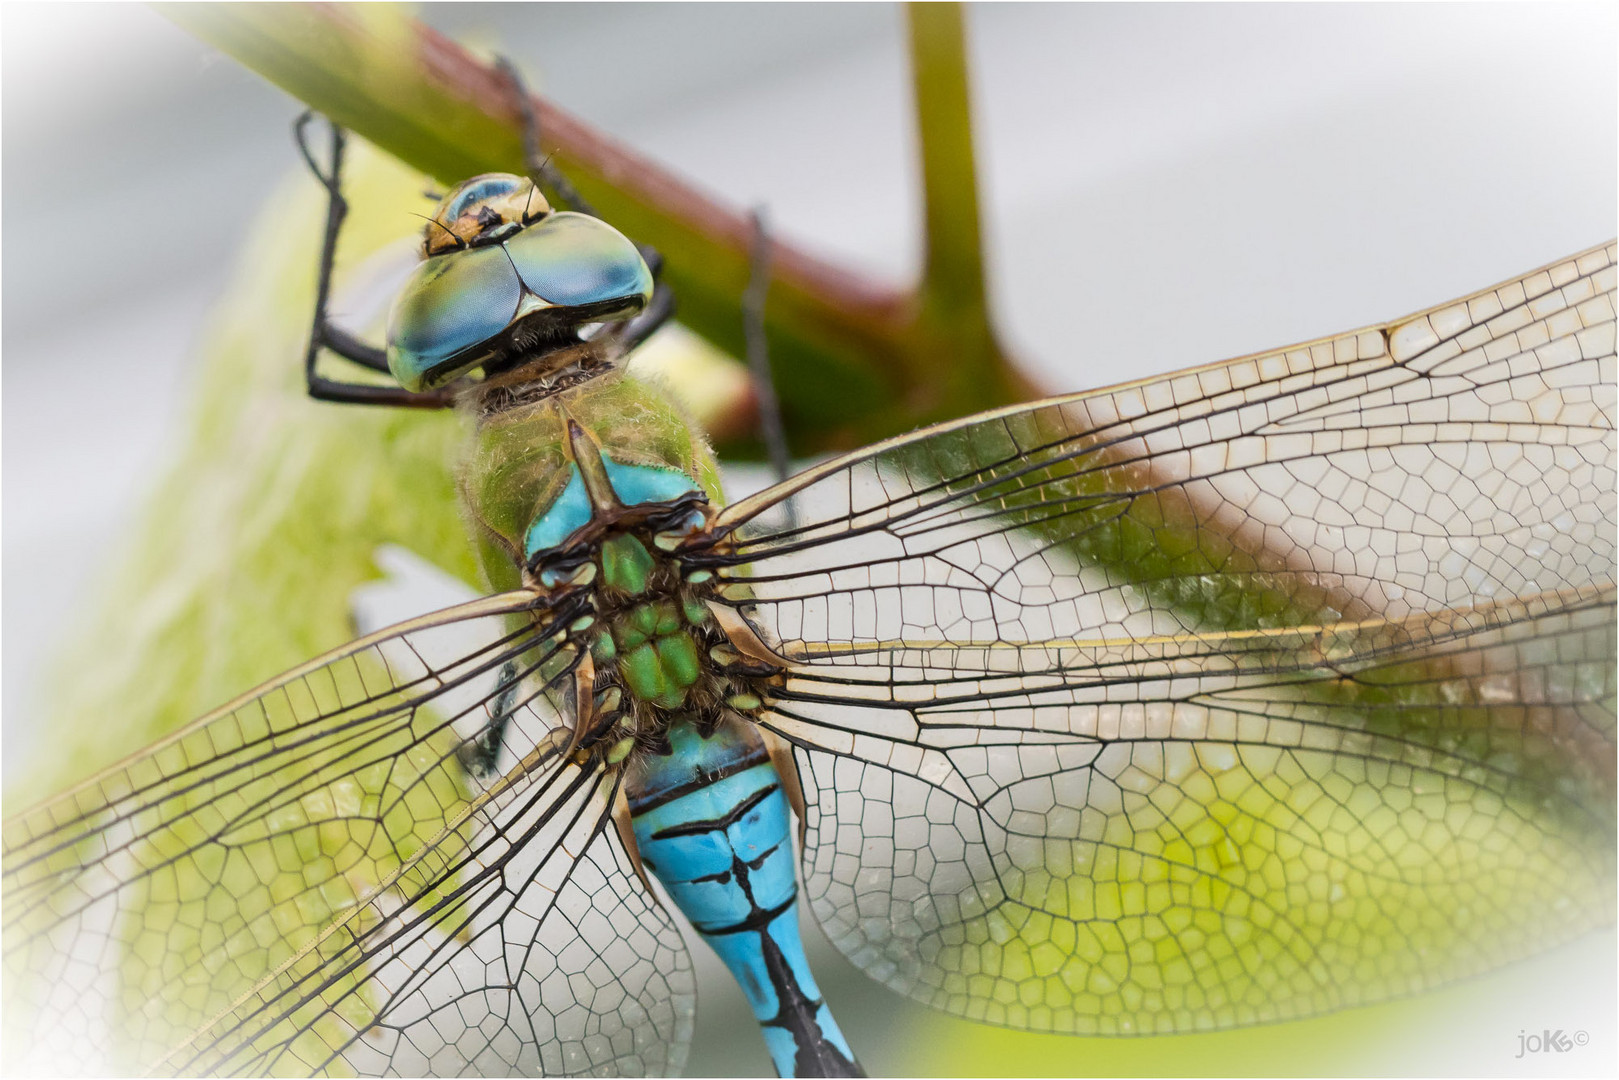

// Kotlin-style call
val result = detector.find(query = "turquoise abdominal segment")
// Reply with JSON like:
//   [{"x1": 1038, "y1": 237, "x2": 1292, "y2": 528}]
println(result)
[
  {"x1": 627, "y1": 721, "x2": 860, "y2": 1076},
  {"x1": 386, "y1": 212, "x2": 652, "y2": 393},
  {"x1": 633, "y1": 764, "x2": 796, "y2": 931}
]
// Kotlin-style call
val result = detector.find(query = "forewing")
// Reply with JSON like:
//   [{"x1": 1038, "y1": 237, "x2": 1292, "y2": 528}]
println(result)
[
  {"x1": 706, "y1": 243, "x2": 1618, "y2": 1032},
  {"x1": 2, "y1": 588, "x2": 694, "y2": 1076},
  {"x1": 166, "y1": 761, "x2": 693, "y2": 1078}
]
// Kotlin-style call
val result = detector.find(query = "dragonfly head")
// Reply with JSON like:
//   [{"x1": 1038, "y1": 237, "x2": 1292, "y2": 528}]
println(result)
[
  {"x1": 386, "y1": 174, "x2": 654, "y2": 394},
  {"x1": 422, "y1": 173, "x2": 550, "y2": 255}
]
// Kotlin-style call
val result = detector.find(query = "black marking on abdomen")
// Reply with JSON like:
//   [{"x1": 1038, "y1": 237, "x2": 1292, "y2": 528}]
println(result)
[
  {"x1": 649, "y1": 782, "x2": 778, "y2": 840},
  {"x1": 747, "y1": 915, "x2": 863, "y2": 1078},
  {"x1": 691, "y1": 839, "x2": 785, "y2": 886},
  {"x1": 693, "y1": 849, "x2": 863, "y2": 1077},
  {"x1": 625, "y1": 720, "x2": 773, "y2": 814},
  {"x1": 702, "y1": 892, "x2": 796, "y2": 937}
]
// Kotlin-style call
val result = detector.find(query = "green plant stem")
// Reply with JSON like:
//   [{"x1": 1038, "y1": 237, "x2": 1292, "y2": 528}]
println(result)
[{"x1": 911, "y1": 3, "x2": 988, "y2": 323}]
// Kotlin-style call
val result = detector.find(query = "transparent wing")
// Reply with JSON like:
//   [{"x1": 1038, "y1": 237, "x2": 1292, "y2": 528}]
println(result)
[
  {"x1": 702, "y1": 243, "x2": 1618, "y2": 1032},
  {"x1": 168, "y1": 759, "x2": 693, "y2": 1078},
  {"x1": 2, "y1": 588, "x2": 694, "y2": 1076}
]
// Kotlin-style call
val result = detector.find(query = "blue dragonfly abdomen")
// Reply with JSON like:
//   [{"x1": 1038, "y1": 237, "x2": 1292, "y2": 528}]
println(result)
[{"x1": 627, "y1": 720, "x2": 860, "y2": 1077}]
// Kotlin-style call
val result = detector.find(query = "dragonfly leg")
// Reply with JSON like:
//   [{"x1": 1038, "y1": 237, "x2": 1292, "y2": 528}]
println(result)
[
  {"x1": 456, "y1": 658, "x2": 519, "y2": 780},
  {"x1": 496, "y1": 56, "x2": 597, "y2": 217},
  {"x1": 744, "y1": 207, "x2": 794, "y2": 488},
  {"x1": 294, "y1": 111, "x2": 455, "y2": 409}
]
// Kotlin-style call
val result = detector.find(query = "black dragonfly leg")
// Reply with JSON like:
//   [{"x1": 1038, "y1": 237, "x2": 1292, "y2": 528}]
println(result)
[
  {"x1": 744, "y1": 206, "x2": 793, "y2": 489},
  {"x1": 456, "y1": 658, "x2": 520, "y2": 780},
  {"x1": 294, "y1": 112, "x2": 454, "y2": 409},
  {"x1": 495, "y1": 55, "x2": 597, "y2": 217}
]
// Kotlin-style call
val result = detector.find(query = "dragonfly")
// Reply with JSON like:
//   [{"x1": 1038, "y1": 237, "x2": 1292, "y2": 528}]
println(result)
[{"x1": 2, "y1": 60, "x2": 1616, "y2": 1073}]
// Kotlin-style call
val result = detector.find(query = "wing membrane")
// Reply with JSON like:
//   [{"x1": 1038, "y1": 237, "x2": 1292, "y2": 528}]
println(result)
[
  {"x1": 715, "y1": 243, "x2": 1615, "y2": 645},
  {"x1": 781, "y1": 599, "x2": 1614, "y2": 1033},
  {"x1": 706, "y1": 243, "x2": 1617, "y2": 1032},
  {"x1": 172, "y1": 760, "x2": 693, "y2": 1078},
  {"x1": 2, "y1": 587, "x2": 694, "y2": 1076}
]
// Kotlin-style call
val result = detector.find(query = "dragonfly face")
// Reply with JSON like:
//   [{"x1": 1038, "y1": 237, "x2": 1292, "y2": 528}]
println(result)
[{"x1": 387, "y1": 173, "x2": 654, "y2": 393}]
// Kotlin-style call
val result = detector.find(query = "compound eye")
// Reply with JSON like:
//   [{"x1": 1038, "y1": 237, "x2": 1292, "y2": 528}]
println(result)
[
  {"x1": 505, "y1": 213, "x2": 652, "y2": 315},
  {"x1": 387, "y1": 245, "x2": 522, "y2": 392},
  {"x1": 424, "y1": 173, "x2": 551, "y2": 255}
]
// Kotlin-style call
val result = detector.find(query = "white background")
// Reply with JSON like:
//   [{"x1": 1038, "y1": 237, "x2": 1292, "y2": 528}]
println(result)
[{"x1": 3, "y1": 3, "x2": 1615, "y2": 1076}]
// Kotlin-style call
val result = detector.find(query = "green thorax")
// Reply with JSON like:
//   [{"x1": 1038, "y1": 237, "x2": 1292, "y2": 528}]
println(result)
[
  {"x1": 451, "y1": 353, "x2": 776, "y2": 755},
  {"x1": 457, "y1": 363, "x2": 723, "y2": 592},
  {"x1": 581, "y1": 528, "x2": 773, "y2": 755},
  {"x1": 591, "y1": 535, "x2": 715, "y2": 709}
]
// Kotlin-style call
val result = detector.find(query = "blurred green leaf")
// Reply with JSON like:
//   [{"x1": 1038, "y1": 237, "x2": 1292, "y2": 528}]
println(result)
[{"x1": 9, "y1": 147, "x2": 477, "y2": 807}]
